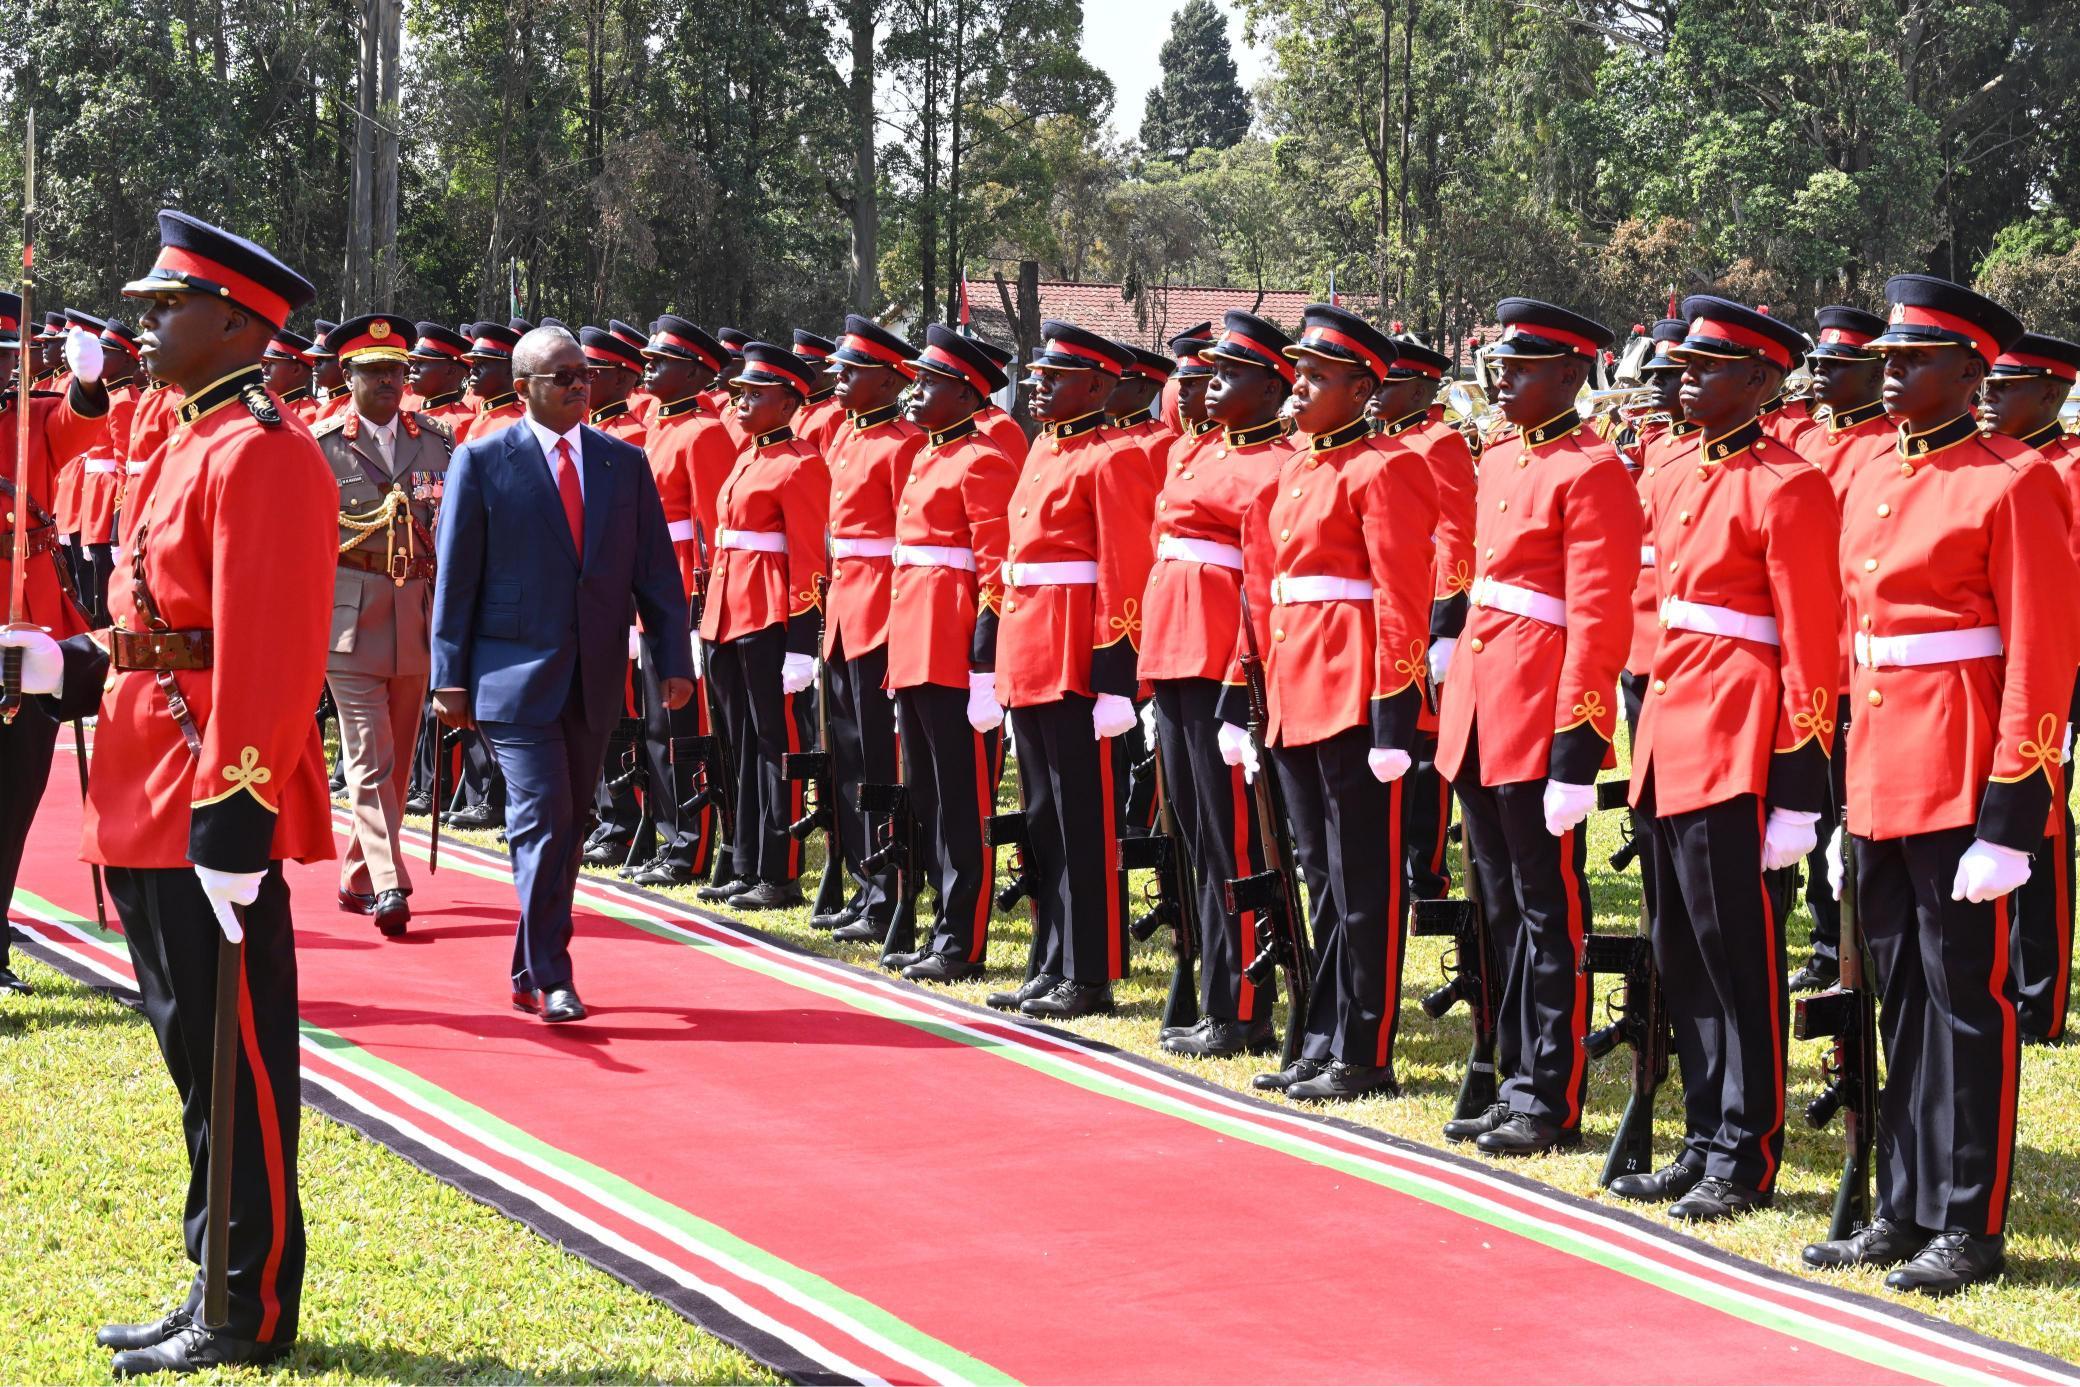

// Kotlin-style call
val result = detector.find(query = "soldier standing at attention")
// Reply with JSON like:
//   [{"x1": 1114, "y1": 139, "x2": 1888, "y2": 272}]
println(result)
[
  {"x1": 261, "y1": 329, "x2": 319, "y2": 426},
  {"x1": 407, "y1": 322, "x2": 478, "y2": 445},
  {"x1": 793, "y1": 329, "x2": 846, "y2": 458}
]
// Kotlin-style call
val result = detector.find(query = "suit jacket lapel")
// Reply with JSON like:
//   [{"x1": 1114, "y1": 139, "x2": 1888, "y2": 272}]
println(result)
[{"x1": 507, "y1": 423, "x2": 579, "y2": 567}]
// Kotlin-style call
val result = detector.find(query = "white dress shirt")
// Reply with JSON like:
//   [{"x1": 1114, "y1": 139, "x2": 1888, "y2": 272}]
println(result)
[{"x1": 525, "y1": 415, "x2": 586, "y2": 502}]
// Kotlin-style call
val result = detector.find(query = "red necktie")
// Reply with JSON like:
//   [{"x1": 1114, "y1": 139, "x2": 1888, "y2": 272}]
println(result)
[{"x1": 556, "y1": 438, "x2": 584, "y2": 561}]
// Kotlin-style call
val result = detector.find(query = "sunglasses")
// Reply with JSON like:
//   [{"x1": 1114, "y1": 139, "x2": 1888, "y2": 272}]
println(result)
[{"x1": 523, "y1": 367, "x2": 589, "y2": 389}]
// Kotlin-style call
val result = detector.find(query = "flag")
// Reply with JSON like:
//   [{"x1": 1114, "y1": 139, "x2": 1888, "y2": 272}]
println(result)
[
  {"x1": 510, "y1": 260, "x2": 522, "y2": 320},
  {"x1": 957, "y1": 274, "x2": 972, "y2": 327}
]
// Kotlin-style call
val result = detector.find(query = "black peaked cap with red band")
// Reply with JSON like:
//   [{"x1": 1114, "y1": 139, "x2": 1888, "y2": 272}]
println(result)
[
  {"x1": 1033, "y1": 319, "x2": 1130, "y2": 375},
  {"x1": 1170, "y1": 321, "x2": 1215, "y2": 376},
  {"x1": 465, "y1": 322, "x2": 522, "y2": 361},
  {"x1": 1124, "y1": 345, "x2": 1174, "y2": 382},
  {"x1": 121, "y1": 209, "x2": 316, "y2": 331},
  {"x1": 972, "y1": 337, "x2": 1014, "y2": 370},
  {"x1": 833, "y1": 314, "x2": 917, "y2": 372},
  {"x1": 329, "y1": 313, "x2": 416, "y2": 364},
  {"x1": 1809, "y1": 305, "x2": 1886, "y2": 360},
  {"x1": 100, "y1": 320, "x2": 142, "y2": 358},
  {"x1": 643, "y1": 315, "x2": 724, "y2": 370},
  {"x1": 717, "y1": 327, "x2": 751, "y2": 357},
  {"x1": 1204, "y1": 309, "x2": 1294, "y2": 381},
  {"x1": 1991, "y1": 332, "x2": 2080, "y2": 383},
  {"x1": 409, "y1": 321, "x2": 472, "y2": 361},
  {"x1": 733, "y1": 341, "x2": 814, "y2": 397},
  {"x1": 263, "y1": 328, "x2": 314, "y2": 361},
  {"x1": 580, "y1": 325, "x2": 643, "y2": 371},
  {"x1": 1869, "y1": 275, "x2": 2024, "y2": 367},
  {"x1": 608, "y1": 319, "x2": 647, "y2": 351},
  {"x1": 1487, "y1": 297, "x2": 1614, "y2": 361},
  {"x1": 63, "y1": 308, "x2": 107, "y2": 335},
  {"x1": 910, "y1": 323, "x2": 1009, "y2": 398},
  {"x1": 1673, "y1": 295, "x2": 1809, "y2": 372},
  {"x1": 0, "y1": 290, "x2": 25, "y2": 346},
  {"x1": 1389, "y1": 340, "x2": 1452, "y2": 380},
  {"x1": 1285, "y1": 303, "x2": 1396, "y2": 381},
  {"x1": 37, "y1": 311, "x2": 65, "y2": 340},
  {"x1": 1640, "y1": 317, "x2": 1690, "y2": 372},
  {"x1": 792, "y1": 329, "x2": 838, "y2": 364}
]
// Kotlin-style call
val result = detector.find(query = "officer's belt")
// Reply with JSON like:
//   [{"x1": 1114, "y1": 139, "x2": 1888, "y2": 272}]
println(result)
[
  {"x1": 1270, "y1": 574, "x2": 1372, "y2": 604},
  {"x1": 1006, "y1": 560, "x2": 1098, "y2": 587},
  {"x1": 828, "y1": 534, "x2": 895, "y2": 560},
  {"x1": 667, "y1": 519, "x2": 697, "y2": 542},
  {"x1": 1470, "y1": 575, "x2": 1566, "y2": 628},
  {"x1": 1659, "y1": 598, "x2": 1779, "y2": 646},
  {"x1": 109, "y1": 627, "x2": 214, "y2": 671},
  {"x1": 125, "y1": 460, "x2": 149, "y2": 475},
  {"x1": 718, "y1": 528, "x2": 787, "y2": 553},
  {"x1": 83, "y1": 457, "x2": 122, "y2": 475},
  {"x1": 0, "y1": 522, "x2": 57, "y2": 562},
  {"x1": 1639, "y1": 545, "x2": 1655, "y2": 569},
  {"x1": 1854, "y1": 625, "x2": 2002, "y2": 669},
  {"x1": 338, "y1": 544, "x2": 436, "y2": 583},
  {"x1": 1157, "y1": 535, "x2": 1244, "y2": 570},
  {"x1": 892, "y1": 543, "x2": 975, "y2": 571}
]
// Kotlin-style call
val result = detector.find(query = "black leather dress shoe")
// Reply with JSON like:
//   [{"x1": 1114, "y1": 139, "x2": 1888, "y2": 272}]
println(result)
[
  {"x1": 1162, "y1": 1018, "x2": 1277, "y2": 1058},
  {"x1": 443, "y1": 802, "x2": 499, "y2": 830},
  {"x1": 1608, "y1": 1159, "x2": 1705, "y2": 1203},
  {"x1": 1020, "y1": 979, "x2": 1114, "y2": 1018},
  {"x1": 727, "y1": 881, "x2": 803, "y2": 911},
  {"x1": 112, "y1": 1323, "x2": 287, "y2": 1377},
  {"x1": 1789, "y1": 957, "x2": 1839, "y2": 992},
  {"x1": 632, "y1": 860, "x2": 694, "y2": 887},
  {"x1": 402, "y1": 793, "x2": 430, "y2": 815},
  {"x1": 1474, "y1": 1112, "x2": 1581, "y2": 1156},
  {"x1": 1442, "y1": 1101, "x2": 1512, "y2": 1144},
  {"x1": 697, "y1": 877, "x2": 751, "y2": 902},
  {"x1": 540, "y1": 986, "x2": 587, "y2": 1023},
  {"x1": 1800, "y1": 1217, "x2": 1929, "y2": 1270},
  {"x1": 1884, "y1": 1231, "x2": 2005, "y2": 1295},
  {"x1": 810, "y1": 903, "x2": 862, "y2": 931},
  {"x1": 338, "y1": 887, "x2": 375, "y2": 916},
  {"x1": 511, "y1": 989, "x2": 542, "y2": 1015},
  {"x1": 831, "y1": 915, "x2": 889, "y2": 942},
  {"x1": 96, "y1": 1308, "x2": 190, "y2": 1350},
  {"x1": 583, "y1": 838, "x2": 632, "y2": 867},
  {"x1": 0, "y1": 965, "x2": 31, "y2": 995},
  {"x1": 1159, "y1": 1016, "x2": 1211, "y2": 1044},
  {"x1": 900, "y1": 953, "x2": 983, "y2": 984},
  {"x1": 371, "y1": 889, "x2": 410, "y2": 938},
  {"x1": 1251, "y1": 1056, "x2": 1325, "y2": 1092},
  {"x1": 1287, "y1": 1061, "x2": 1398, "y2": 1101},
  {"x1": 1669, "y1": 1176, "x2": 1771, "y2": 1222},
  {"x1": 987, "y1": 973, "x2": 1060, "y2": 1011}
]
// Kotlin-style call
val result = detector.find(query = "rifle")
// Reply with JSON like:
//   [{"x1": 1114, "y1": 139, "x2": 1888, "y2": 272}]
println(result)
[
  {"x1": 685, "y1": 524, "x2": 737, "y2": 880},
  {"x1": 2, "y1": 112, "x2": 34, "y2": 722},
  {"x1": 858, "y1": 780, "x2": 919, "y2": 965},
  {"x1": 1412, "y1": 880, "x2": 1497, "y2": 1120},
  {"x1": 1120, "y1": 743, "x2": 1199, "y2": 1032},
  {"x1": 987, "y1": 810, "x2": 1039, "y2": 983},
  {"x1": 1221, "y1": 590, "x2": 1311, "y2": 1071},
  {"x1": 1794, "y1": 786, "x2": 1875, "y2": 1241},
  {"x1": 1575, "y1": 778, "x2": 1669, "y2": 1185},
  {"x1": 782, "y1": 578, "x2": 846, "y2": 917}
]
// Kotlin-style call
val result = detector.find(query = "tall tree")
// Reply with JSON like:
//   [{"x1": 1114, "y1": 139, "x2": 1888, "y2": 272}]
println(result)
[{"x1": 1140, "y1": 0, "x2": 1251, "y2": 155}]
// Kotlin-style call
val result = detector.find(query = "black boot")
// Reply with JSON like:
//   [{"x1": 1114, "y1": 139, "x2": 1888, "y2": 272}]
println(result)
[
  {"x1": 95, "y1": 1308, "x2": 191, "y2": 1351},
  {"x1": 111, "y1": 1324, "x2": 288, "y2": 1378},
  {"x1": 1019, "y1": 979, "x2": 1114, "y2": 1018},
  {"x1": 1608, "y1": 1159, "x2": 1704, "y2": 1203},
  {"x1": 1285, "y1": 1061, "x2": 1398, "y2": 1102},
  {"x1": 1251, "y1": 1056, "x2": 1326, "y2": 1092},
  {"x1": 1883, "y1": 1232, "x2": 2006, "y2": 1296},
  {"x1": 1474, "y1": 1111, "x2": 1580, "y2": 1156},
  {"x1": 1800, "y1": 1217, "x2": 1929, "y2": 1270},
  {"x1": 1441, "y1": 1101, "x2": 1511, "y2": 1144},
  {"x1": 1668, "y1": 1176, "x2": 1771, "y2": 1222},
  {"x1": 987, "y1": 973, "x2": 1060, "y2": 1011},
  {"x1": 1162, "y1": 1017, "x2": 1277, "y2": 1058}
]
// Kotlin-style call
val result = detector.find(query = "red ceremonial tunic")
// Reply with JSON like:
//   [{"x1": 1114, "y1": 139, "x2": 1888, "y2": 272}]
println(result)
[
  {"x1": 416, "y1": 392, "x2": 476, "y2": 447},
  {"x1": 645, "y1": 395, "x2": 736, "y2": 596},
  {"x1": 277, "y1": 387, "x2": 320, "y2": 430},
  {"x1": 119, "y1": 381, "x2": 184, "y2": 545},
  {"x1": 1803, "y1": 402, "x2": 1893, "y2": 690},
  {"x1": 797, "y1": 392, "x2": 845, "y2": 460},
  {"x1": 84, "y1": 367, "x2": 338, "y2": 869},
  {"x1": 701, "y1": 387, "x2": 750, "y2": 454},
  {"x1": 470, "y1": 391, "x2": 525, "y2": 442},
  {"x1": 588, "y1": 399, "x2": 648, "y2": 450},
  {"x1": 1232, "y1": 418, "x2": 1438, "y2": 749},
  {"x1": 823, "y1": 404, "x2": 926, "y2": 661},
  {"x1": 315, "y1": 391, "x2": 352, "y2": 424},
  {"x1": 1435, "y1": 409, "x2": 1641, "y2": 787},
  {"x1": 1624, "y1": 418, "x2": 1697, "y2": 675},
  {"x1": 0, "y1": 388, "x2": 106, "y2": 635},
  {"x1": 2020, "y1": 424, "x2": 2080, "y2": 567},
  {"x1": 886, "y1": 419, "x2": 1020, "y2": 691},
  {"x1": 1840, "y1": 416, "x2": 2080, "y2": 846},
  {"x1": 76, "y1": 383, "x2": 138, "y2": 547},
  {"x1": 995, "y1": 414, "x2": 1157, "y2": 707},
  {"x1": 697, "y1": 426, "x2": 829, "y2": 649},
  {"x1": 1140, "y1": 417, "x2": 1290, "y2": 684},
  {"x1": 1762, "y1": 395, "x2": 1823, "y2": 455},
  {"x1": 1629, "y1": 418, "x2": 1841, "y2": 815},
  {"x1": 978, "y1": 405, "x2": 1029, "y2": 462},
  {"x1": 1111, "y1": 411, "x2": 1175, "y2": 491}
]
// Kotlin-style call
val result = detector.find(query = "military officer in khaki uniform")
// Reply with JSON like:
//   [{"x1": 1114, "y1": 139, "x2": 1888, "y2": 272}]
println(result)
[{"x1": 312, "y1": 313, "x2": 453, "y2": 936}]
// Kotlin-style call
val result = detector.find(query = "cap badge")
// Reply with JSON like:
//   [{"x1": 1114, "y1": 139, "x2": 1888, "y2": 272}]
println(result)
[{"x1": 370, "y1": 320, "x2": 391, "y2": 339}]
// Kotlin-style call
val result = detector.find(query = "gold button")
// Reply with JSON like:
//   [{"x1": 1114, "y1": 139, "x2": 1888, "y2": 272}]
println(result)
[
  {"x1": 1279, "y1": 528, "x2": 1291, "y2": 541},
  {"x1": 1860, "y1": 614, "x2": 1873, "y2": 630},
  {"x1": 1756, "y1": 440, "x2": 1767, "y2": 451},
  {"x1": 1668, "y1": 560, "x2": 1679, "y2": 572},
  {"x1": 833, "y1": 488, "x2": 844, "y2": 500},
  {"x1": 1019, "y1": 507, "x2": 1029, "y2": 517},
  {"x1": 1004, "y1": 600, "x2": 1015, "y2": 613},
  {"x1": 1679, "y1": 510, "x2": 1691, "y2": 524},
  {"x1": 1652, "y1": 678, "x2": 1667, "y2": 694},
  {"x1": 1863, "y1": 558, "x2": 1878, "y2": 572},
  {"x1": 1876, "y1": 502, "x2": 1891, "y2": 518},
  {"x1": 1215, "y1": 448, "x2": 1228, "y2": 458},
  {"x1": 1291, "y1": 488, "x2": 1302, "y2": 498},
  {"x1": 1273, "y1": 628, "x2": 1286, "y2": 642},
  {"x1": 900, "y1": 503, "x2": 910, "y2": 514},
  {"x1": 1469, "y1": 638, "x2": 1484, "y2": 653},
  {"x1": 1644, "y1": 467, "x2": 1655, "y2": 477},
  {"x1": 1696, "y1": 466, "x2": 1708, "y2": 479},
  {"x1": 1157, "y1": 499, "x2": 1167, "y2": 510},
  {"x1": 1868, "y1": 689, "x2": 1883, "y2": 706},
  {"x1": 1498, "y1": 500, "x2": 1508, "y2": 512},
  {"x1": 1517, "y1": 458, "x2": 1528, "y2": 468},
  {"x1": 1181, "y1": 471, "x2": 1194, "y2": 480},
  {"x1": 1900, "y1": 461, "x2": 1914, "y2": 477},
  {"x1": 1484, "y1": 547, "x2": 1495, "y2": 559},
  {"x1": 888, "y1": 585, "x2": 898, "y2": 598}
]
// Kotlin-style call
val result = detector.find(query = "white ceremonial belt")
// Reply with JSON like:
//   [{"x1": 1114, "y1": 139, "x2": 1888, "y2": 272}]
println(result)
[
  {"x1": 1006, "y1": 560, "x2": 1099, "y2": 587},
  {"x1": 84, "y1": 458, "x2": 121, "y2": 475},
  {"x1": 1639, "y1": 545, "x2": 1656, "y2": 568},
  {"x1": 1271, "y1": 574, "x2": 1373, "y2": 604},
  {"x1": 1157, "y1": 535, "x2": 1245, "y2": 570},
  {"x1": 893, "y1": 543, "x2": 976, "y2": 571},
  {"x1": 1469, "y1": 575, "x2": 1567, "y2": 628},
  {"x1": 718, "y1": 528, "x2": 787, "y2": 553},
  {"x1": 1854, "y1": 625, "x2": 2003, "y2": 669},
  {"x1": 666, "y1": 519, "x2": 696, "y2": 542},
  {"x1": 1660, "y1": 598, "x2": 1779, "y2": 646},
  {"x1": 828, "y1": 534, "x2": 896, "y2": 560},
  {"x1": 125, "y1": 461, "x2": 149, "y2": 475}
]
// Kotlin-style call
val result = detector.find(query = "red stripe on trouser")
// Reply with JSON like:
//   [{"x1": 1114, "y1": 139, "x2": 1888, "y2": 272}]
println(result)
[
  {"x1": 1097, "y1": 735, "x2": 1123, "y2": 979},
  {"x1": 1755, "y1": 801, "x2": 1785, "y2": 1192},
  {"x1": 969, "y1": 730, "x2": 993, "y2": 963},
  {"x1": 2053, "y1": 801, "x2": 2072, "y2": 1039},
  {"x1": 783, "y1": 691, "x2": 804, "y2": 879},
  {"x1": 1229, "y1": 761, "x2": 1258, "y2": 1021},
  {"x1": 1430, "y1": 771, "x2": 1451, "y2": 890},
  {"x1": 1988, "y1": 894, "x2": 2019, "y2": 1233},
  {"x1": 1378, "y1": 779, "x2": 1406, "y2": 1067},
  {"x1": 1559, "y1": 826, "x2": 1588, "y2": 1127},
  {"x1": 235, "y1": 958, "x2": 289, "y2": 1342}
]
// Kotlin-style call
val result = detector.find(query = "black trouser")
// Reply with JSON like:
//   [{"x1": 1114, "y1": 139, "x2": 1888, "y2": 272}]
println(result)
[
  {"x1": 1801, "y1": 695, "x2": 1851, "y2": 969},
  {"x1": 409, "y1": 698, "x2": 501, "y2": 814},
  {"x1": 826, "y1": 638, "x2": 897, "y2": 923},
  {"x1": 1273, "y1": 726, "x2": 1407, "y2": 1065},
  {"x1": 1153, "y1": 679, "x2": 1271, "y2": 1024},
  {"x1": 1641, "y1": 783, "x2": 1793, "y2": 1191},
  {"x1": 1859, "y1": 825, "x2": 2021, "y2": 1236},
  {"x1": 1449, "y1": 720, "x2": 1592, "y2": 1128},
  {"x1": 108, "y1": 864, "x2": 305, "y2": 1345},
  {"x1": 593, "y1": 659, "x2": 650, "y2": 859},
  {"x1": 0, "y1": 704, "x2": 61, "y2": 970},
  {"x1": 895, "y1": 683, "x2": 1002, "y2": 963},
  {"x1": 2011, "y1": 796, "x2": 2073, "y2": 1042},
  {"x1": 708, "y1": 626, "x2": 808, "y2": 886},
  {"x1": 1006, "y1": 695, "x2": 1125, "y2": 984},
  {"x1": 82, "y1": 541, "x2": 116, "y2": 625},
  {"x1": 638, "y1": 649, "x2": 717, "y2": 876},
  {"x1": 1403, "y1": 728, "x2": 1454, "y2": 900},
  {"x1": 1119, "y1": 699, "x2": 1159, "y2": 836}
]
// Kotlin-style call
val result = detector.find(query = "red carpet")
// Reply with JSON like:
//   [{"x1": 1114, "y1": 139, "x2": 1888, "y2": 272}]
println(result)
[{"x1": 13, "y1": 736, "x2": 2077, "y2": 1386}]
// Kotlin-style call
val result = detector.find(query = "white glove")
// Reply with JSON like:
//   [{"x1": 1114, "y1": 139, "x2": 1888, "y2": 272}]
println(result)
[
  {"x1": 1368, "y1": 748, "x2": 1412, "y2": 783},
  {"x1": 2065, "y1": 722, "x2": 2074, "y2": 765},
  {"x1": 1541, "y1": 779, "x2": 1596, "y2": 837},
  {"x1": 688, "y1": 633, "x2": 704, "y2": 679},
  {"x1": 1761, "y1": 807, "x2": 1821, "y2": 872},
  {"x1": 966, "y1": 671, "x2": 1004, "y2": 732},
  {"x1": 65, "y1": 329, "x2": 104, "y2": 385},
  {"x1": 1216, "y1": 721, "x2": 1259, "y2": 783},
  {"x1": 1092, "y1": 692, "x2": 1137, "y2": 739},
  {"x1": 1952, "y1": 839, "x2": 2032, "y2": 903},
  {"x1": 1826, "y1": 824, "x2": 1844, "y2": 901},
  {"x1": 628, "y1": 625, "x2": 642, "y2": 660},
  {"x1": 781, "y1": 652, "x2": 816, "y2": 695},
  {"x1": 1139, "y1": 698, "x2": 1159, "y2": 743},
  {"x1": 193, "y1": 865, "x2": 264, "y2": 943},
  {"x1": 1427, "y1": 637, "x2": 1457, "y2": 686},
  {"x1": 0, "y1": 626, "x2": 64, "y2": 695}
]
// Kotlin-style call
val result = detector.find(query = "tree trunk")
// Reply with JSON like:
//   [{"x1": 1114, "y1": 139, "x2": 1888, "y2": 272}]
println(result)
[
  {"x1": 847, "y1": 0, "x2": 879, "y2": 312},
  {"x1": 343, "y1": 0, "x2": 378, "y2": 311},
  {"x1": 1376, "y1": 2, "x2": 1392, "y2": 314},
  {"x1": 942, "y1": 0, "x2": 965, "y2": 327},
  {"x1": 373, "y1": 0, "x2": 401, "y2": 308},
  {"x1": 918, "y1": 0, "x2": 940, "y2": 328}
]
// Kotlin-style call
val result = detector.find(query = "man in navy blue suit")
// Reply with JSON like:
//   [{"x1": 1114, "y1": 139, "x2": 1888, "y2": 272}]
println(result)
[{"x1": 432, "y1": 327, "x2": 693, "y2": 1022}]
